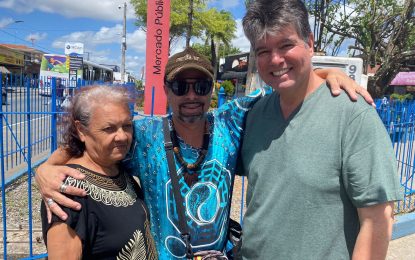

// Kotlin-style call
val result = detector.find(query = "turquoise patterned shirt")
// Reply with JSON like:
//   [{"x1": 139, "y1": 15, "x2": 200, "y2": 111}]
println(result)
[{"x1": 126, "y1": 88, "x2": 269, "y2": 259}]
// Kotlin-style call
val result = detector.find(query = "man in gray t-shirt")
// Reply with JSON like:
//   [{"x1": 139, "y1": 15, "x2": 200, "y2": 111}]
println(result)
[{"x1": 239, "y1": 0, "x2": 402, "y2": 259}]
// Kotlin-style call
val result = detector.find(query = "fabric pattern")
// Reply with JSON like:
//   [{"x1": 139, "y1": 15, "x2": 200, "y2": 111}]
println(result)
[
  {"x1": 126, "y1": 87, "x2": 269, "y2": 259},
  {"x1": 41, "y1": 164, "x2": 158, "y2": 260}
]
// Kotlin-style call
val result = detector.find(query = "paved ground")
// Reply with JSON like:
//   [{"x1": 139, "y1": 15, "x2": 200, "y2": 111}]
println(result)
[
  {"x1": 1, "y1": 176, "x2": 414, "y2": 259},
  {"x1": 387, "y1": 233, "x2": 415, "y2": 260}
]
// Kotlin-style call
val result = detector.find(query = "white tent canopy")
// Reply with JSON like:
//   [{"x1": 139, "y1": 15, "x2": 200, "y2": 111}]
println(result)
[{"x1": 0, "y1": 66, "x2": 11, "y2": 74}]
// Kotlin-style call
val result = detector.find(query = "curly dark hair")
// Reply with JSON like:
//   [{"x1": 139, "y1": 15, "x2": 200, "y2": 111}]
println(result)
[{"x1": 61, "y1": 85, "x2": 132, "y2": 157}]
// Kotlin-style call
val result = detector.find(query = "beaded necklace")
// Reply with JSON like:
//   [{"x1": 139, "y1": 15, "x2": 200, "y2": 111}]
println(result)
[{"x1": 170, "y1": 120, "x2": 210, "y2": 187}]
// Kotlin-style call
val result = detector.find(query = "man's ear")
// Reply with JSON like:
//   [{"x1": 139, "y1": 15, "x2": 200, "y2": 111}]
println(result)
[{"x1": 75, "y1": 121, "x2": 86, "y2": 142}]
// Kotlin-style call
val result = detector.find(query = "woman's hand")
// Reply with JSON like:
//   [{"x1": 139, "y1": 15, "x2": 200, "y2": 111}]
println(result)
[
  {"x1": 35, "y1": 163, "x2": 86, "y2": 222},
  {"x1": 315, "y1": 68, "x2": 375, "y2": 107}
]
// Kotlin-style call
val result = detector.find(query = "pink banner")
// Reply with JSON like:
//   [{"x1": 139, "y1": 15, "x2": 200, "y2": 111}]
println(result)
[
  {"x1": 391, "y1": 72, "x2": 415, "y2": 86},
  {"x1": 144, "y1": 0, "x2": 171, "y2": 115}
]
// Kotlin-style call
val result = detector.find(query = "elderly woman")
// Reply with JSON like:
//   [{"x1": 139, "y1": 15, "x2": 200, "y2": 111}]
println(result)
[{"x1": 41, "y1": 86, "x2": 157, "y2": 259}]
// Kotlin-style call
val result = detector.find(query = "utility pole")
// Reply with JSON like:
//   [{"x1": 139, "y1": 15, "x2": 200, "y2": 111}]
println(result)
[
  {"x1": 84, "y1": 51, "x2": 91, "y2": 61},
  {"x1": 29, "y1": 36, "x2": 35, "y2": 47},
  {"x1": 121, "y1": 2, "x2": 127, "y2": 84}
]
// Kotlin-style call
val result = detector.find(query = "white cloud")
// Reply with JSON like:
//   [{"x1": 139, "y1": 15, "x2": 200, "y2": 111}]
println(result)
[
  {"x1": 0, "y1": 17, "x2": 15, "y2": 28},
  {"x1": 25, "y1": 32, "x2": 47, "y2": 42},
  {"x1": 51, "y1": 25, "x2": 146, "y2": 52},
  {"x1": 89, "y1": 49, "x2": 115, "y2": 64},
  {"x1": 127, "y1": 29, "x2": 147, "y2": 53},
  {"x1": 50, "y1": 25, "x2": 147, "y2": 76},
  {"x1": 231, "y1": 19, "x2": 251, "y2": 52},
  {"x1": 125, "y1": 54, "x2": 145, "y2": 76},
  {"x1": 0, "y1": 0, "x2": 136, "y2": 21},
  {"x1": 51, "y1": 24, "x2": 124, "y2": 49}
]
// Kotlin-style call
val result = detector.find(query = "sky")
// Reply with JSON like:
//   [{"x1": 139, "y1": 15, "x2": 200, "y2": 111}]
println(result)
[{"x1": 0, "y1": 0, "x2": 250, "y2": 79}]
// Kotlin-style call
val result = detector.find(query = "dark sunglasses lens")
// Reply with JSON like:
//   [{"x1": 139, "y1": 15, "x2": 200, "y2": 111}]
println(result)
[
  {"x1": 194, "y1": 80, "x2": 212, "y2": 96},
  {"x1": 171, "y1": 81, "x2": 189, "y2": 96}
]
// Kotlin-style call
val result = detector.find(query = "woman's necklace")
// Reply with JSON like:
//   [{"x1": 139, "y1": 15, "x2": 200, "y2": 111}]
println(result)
[{"x1": 170, "y1": 120, "x2": 210, "y2": 187}]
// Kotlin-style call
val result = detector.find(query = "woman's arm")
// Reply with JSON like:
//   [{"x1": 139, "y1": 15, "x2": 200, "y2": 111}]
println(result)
[{"x1": 47, "y1": 222, "x2": 82, "y2": 260}]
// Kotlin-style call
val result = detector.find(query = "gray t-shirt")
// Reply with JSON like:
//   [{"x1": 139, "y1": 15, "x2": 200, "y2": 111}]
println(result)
[{"x1": 239, "y1": 83, "x2": 402, "y2": 259}]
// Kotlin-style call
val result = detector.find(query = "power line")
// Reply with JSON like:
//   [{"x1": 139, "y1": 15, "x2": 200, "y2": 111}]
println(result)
[{"x1": 0, "y1": 29, "x2": 55, "y2": 53}]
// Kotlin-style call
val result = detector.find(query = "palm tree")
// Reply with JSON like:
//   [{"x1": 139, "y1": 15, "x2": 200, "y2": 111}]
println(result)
[
  {"x1": 186, "y1": 0, "x2": 194, "y2": 47},
  {"x1": 200, "y1": 9, "x2": 236, "y2": 80}
]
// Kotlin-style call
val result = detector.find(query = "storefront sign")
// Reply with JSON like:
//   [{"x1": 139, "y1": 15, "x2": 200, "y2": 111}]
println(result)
[
  {"x1": 68, "y1": 56, "x2": 83, "y2": 70},
  {"x1": 0, "y1": 45, "x2": 24, "y2": 66},
  {"x1": 65, "y1": 42, "x2": 84, "y2": 56}
]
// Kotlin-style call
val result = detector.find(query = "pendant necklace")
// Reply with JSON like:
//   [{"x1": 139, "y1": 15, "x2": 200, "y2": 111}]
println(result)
[{"x1": 170, "y1": 120, "x2": 210, "y2": 187}]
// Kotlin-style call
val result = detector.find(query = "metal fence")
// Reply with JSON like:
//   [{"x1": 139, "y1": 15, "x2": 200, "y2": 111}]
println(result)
[
  {"x1": 1, "y1": 78, "x2": 415, "y2": 259},
  {"x1": 375, "y1": 99, "x2": 415, "y2": 214},
  {"x1": 0, "y1": 72, "x2": 139, "y2": 259}
]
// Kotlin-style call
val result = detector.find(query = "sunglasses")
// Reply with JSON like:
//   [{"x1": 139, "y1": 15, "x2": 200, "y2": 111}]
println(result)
[{"x1": 166, "y1": 79, "x2": 213, "y2": 96}]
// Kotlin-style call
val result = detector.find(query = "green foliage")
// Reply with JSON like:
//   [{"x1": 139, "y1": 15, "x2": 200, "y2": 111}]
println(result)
[
  {"x1": 191, "y1": 43, "x2": 211, "y2": 58},
  {"x1": 199, "y1": 9, "x2": 236, "y2": 46},
  {"x1": 210, "y1": 92, "x2": 218, "y2": 108},
  {"x1": 220, "y1": 80, "x2": 235, "y2": 97},
  {"x1": 192, "y1": 43, "x2": 241, "y2": 62},
  {"x1": 131, "y1": 0, "x2": 210, "y2": 46},
  {"x1": 307, "y1": 0, "x2": 415, "y2": 95},
  {"x1": 130, "y1": 0, "x2": 237, "y2": 60},
  {"x1": 390, "y1": 93, "x2": 413, "y2": 102},
  {"x1": 135, "y1": 80, "x2": 144, "y2": 90},
  {"x1": 306, "y1": 0, "x2": 345, "y2": 55}
]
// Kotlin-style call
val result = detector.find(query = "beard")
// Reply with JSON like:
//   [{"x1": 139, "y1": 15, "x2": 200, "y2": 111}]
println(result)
[
  {"x1": 177, "y1": 101, "x2": 207, "y2": 123},
  {"x1": 178, "y1": 113, "x2": 206, "y2": 123}
]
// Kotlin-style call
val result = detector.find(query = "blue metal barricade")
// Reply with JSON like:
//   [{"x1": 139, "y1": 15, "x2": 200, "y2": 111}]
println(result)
[
  {"x1": 376, "y1": 99, "x2": 415, "y2": 213},
  {"x1": 0, "y1": 73, "x2": 141, "y2": 259},
  {"x1": 2, "y1": 82, "x2": 415, "y2": 259}
]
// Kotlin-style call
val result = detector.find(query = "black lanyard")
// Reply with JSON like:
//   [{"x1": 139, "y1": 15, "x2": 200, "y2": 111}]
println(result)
[{"x1": 162, "y1": 117, "x2": 193, "y2": 259}]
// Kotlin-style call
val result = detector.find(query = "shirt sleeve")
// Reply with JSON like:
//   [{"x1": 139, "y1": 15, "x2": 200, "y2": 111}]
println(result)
[
  {"x1": 342, "y1": 107, "x2": 403, "y2": 208},
  {"x1": 41, "y1": 194, "x2": 93, "y2": 251}
]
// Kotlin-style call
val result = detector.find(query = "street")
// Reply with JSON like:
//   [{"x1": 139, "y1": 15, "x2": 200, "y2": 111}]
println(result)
[{"x1": 0, "y1": 87, "x2": 60, "y2": 183}]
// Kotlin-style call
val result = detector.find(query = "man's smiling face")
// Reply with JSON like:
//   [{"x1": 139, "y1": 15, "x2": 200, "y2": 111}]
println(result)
[{"x1": 255, "y1": 25, "x2": 314, "y2": 94}]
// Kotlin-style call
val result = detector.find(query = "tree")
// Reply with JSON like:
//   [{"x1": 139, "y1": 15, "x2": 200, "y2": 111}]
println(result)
[
  {"x1": 191, "y1": 43, "x2": 241, "y2": 61},
  {"x1": 186, "y1": 0, "x2": 194, "y2": 47},
  {"x1": 131, "y1": 0, "x2": 207, "y2": 50},
  {"x1": 221, "y1": 80, "x2": 235, "y2": 97},
  {"x1": 131, "y1": 0, "x2": 238, "y2": 79},
  {"x1": 198, "y1": 9, "x2": 237, "y2": 79},
  {"x1": 309, "y1": 0, "x2": 415, "y2": 96},
  {"x1": 307, "y1": 0, "x2": 347, "y2": 55}
]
